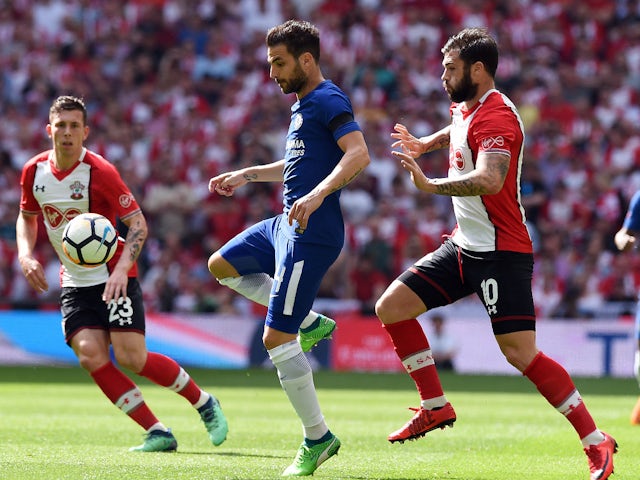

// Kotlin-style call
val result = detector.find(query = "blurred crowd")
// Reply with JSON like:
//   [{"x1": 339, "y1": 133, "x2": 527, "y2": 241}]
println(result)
[{"x1": 1, "y1": 0, "x2": 640, "y2": 319}]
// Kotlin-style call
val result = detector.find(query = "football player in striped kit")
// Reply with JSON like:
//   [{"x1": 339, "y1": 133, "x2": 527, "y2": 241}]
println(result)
[
  {"x1": 16, "y1": 95, "x2": 228, "y2": 453},
  {"x1": 378, "y1": 28, "x2": 617, "y2": 480}
]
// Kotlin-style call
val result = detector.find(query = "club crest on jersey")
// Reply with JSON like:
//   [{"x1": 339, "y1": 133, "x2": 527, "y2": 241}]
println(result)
[
  {"x1": 69, "y1": 180, "x2": 85, "y2": 200},
  {"x1": 292, "y1": 113, "x2": 303, "y2": 131},
  {"x1": 452, "y1": 149, "x2": 466, "y2": 171}
]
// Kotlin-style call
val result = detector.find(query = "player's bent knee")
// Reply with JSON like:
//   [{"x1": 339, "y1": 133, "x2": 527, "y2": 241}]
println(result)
[
  {"x1": 115, "y1": 355, "x2": 146, "y2": 373},
  {"x1": 375, "y1": 294, "x2": 399, "y2": 324},
  {"x1": 75, "y1": 347, "x2": 110, "y2": 372},
  {"x1": 375, "y1": 284, "x2": 426, "y2": 324},
  {"x1": 207, "y1": 252, "x2": 220, "y2": 276},
  {"x1": 72, "y1": 338, "x2": 106, "y2": 369},
  {"x1": 208, "y1": 252, "x2": 238, "y2": 279},
  {"x1": 500, "y1": 347, "x2": 536, "y2": 373}
]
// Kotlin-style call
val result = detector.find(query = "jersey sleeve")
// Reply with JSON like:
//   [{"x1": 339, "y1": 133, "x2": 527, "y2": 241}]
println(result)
[
  {"x1": 89, "y1": 155, "x2": 140, "y2": 221},
  {"x1": 472, "y1": 103, "x2": 518, "y2": 159},
  {"x1": 20, "y1": 157, "x2": 42, "y2": 214},
  {"x1": 321, "y1": 89, "x2": 361, "y2": 142}
]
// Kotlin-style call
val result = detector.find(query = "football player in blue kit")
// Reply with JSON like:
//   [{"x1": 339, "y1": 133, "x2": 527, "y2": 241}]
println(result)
[
  {"x1": 207, "y1": 20, "x2": 370, "y2": 477},
  {"x1": 614, "y1": 189, "x2": 640, "y2": 425}
]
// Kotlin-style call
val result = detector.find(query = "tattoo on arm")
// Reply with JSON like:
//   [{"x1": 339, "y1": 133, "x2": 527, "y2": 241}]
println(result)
[
  {"x1": 125, "y1": 221, "x2": 146, "y2": 262},
  {"x1": 434, "y1": 136, "x2": 450, "y2": 151},
  {"x1": 435, "y1": 179, "x2": 485, "y2": 196},
  {"x1": 434, "y1": 154, "x2": 509, "y2": 196},
  {"x1": 329, "y1": 167, "x2": 363, "y2": 194},
  {"x1": 425, "y1": 134, "x2": 450, "y2": 154},
  {"x1": 243, "y1": 173, "x2": 258, "y2": 181}
]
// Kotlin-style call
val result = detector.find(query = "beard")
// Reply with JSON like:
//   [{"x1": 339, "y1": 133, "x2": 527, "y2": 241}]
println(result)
[
  {"x1": 278, "y1": 62, "x2": 307, "y2": 94},
  {"x1": 447, "y1": 66, "x2": 478, "y2": 103}
]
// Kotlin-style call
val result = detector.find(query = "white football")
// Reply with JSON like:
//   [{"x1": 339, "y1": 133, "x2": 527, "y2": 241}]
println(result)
[{"x1": 62, "y1": 213, "x2": 118, "y2": 267}]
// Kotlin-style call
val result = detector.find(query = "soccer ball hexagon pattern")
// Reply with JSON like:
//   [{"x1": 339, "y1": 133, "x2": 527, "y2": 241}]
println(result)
[{"x1": 62, "y1": 213, "x2": 118, "y2": 267}]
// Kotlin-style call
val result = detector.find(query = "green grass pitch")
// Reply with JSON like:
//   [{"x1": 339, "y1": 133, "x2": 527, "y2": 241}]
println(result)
[{"x1": 0, "y1": 366, "x2": 638, "y2": 479}]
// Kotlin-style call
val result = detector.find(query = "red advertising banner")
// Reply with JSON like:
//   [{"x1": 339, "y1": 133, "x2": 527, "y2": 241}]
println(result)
[{"x1": 331, "y1": 314, "x2": 404, "y2": 372}]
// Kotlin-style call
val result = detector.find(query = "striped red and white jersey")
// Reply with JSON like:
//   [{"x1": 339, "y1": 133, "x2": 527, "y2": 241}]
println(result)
[
  {"x1": 20, "y1": 148, "x2": 141, "y2": 287},
  {"x1": 448, "y1": 89, "x2": 533, "y2": 253}
]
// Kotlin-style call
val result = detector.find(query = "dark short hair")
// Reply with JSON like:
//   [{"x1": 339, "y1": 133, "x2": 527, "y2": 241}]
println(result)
[
  {"x1": 266, "y1": 20, "x2": 320, "y2": 63},
  {"x1": 49, "y1": 95, "x2": 87, "y2": 124},
  {"x1": 442, "y1": 27, "x2": 498, "y2": 78}
]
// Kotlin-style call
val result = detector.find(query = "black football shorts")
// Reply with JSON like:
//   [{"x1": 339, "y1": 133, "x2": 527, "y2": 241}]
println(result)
[
  {"x1": 398, "y1": 239, "x2": 536, "y2": 335},
  {"x1": 60, "y1": 278, "x2": 146, "y2": 345}
]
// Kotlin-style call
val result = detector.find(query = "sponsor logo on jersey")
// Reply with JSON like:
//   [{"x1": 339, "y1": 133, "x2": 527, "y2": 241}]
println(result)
[
  {"x1": 481, "y1": 136, "x2": 505, "y2": 150},
  {"x1": 69, "y1": 180, "x2": 85, "y2": 200},
  {"x1": 286, "y1": 138, "x2": 306, "y2": 158},
  {"x1": 42, "y1": 205, "x2": 83, "y2": 229},
  {"x1": 119, "y1": 193, "x2": 134, "y2": 208}
]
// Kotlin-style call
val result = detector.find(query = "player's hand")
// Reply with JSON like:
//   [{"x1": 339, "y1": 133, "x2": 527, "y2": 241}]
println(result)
[
  {"x1": 288, "y1": 191, "x2": 323, "y2": 232},
  {"x1": 391, "y1": 123, "x2": 424, "y2": 159},
  {"x1": 102, "y1": 268, "x2": 129, "y2": 304},
  {"x1": 393, "y1": 149, "x2": 435, "y2": 193},
  {"x1": 19, "y1": 255, "x2": 48, "y2": 293},
  {"x1": 209, "y1": 172, "x2": 247, "y2": 196},
  {"x1": 620, "y1": 234, "x2": 636, "y2": 251}
]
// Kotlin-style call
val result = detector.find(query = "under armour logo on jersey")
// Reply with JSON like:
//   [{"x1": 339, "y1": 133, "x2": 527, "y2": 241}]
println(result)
[
  {"x1": 34, "y1": 185, "x2": 45, "y2": 192},
  {"x1": 481, "y1": 136, "x2": 505, "y2": 149}
]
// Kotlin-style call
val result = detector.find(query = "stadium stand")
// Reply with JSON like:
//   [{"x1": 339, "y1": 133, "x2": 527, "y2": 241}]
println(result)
[{"x1": 1, "y1": 0, "x2": 640, "y2": 319}]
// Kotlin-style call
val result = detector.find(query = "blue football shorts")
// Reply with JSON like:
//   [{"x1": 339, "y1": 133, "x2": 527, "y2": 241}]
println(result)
[{"x1": 219, "y1": 215, "x2": 341, "y2": 333}]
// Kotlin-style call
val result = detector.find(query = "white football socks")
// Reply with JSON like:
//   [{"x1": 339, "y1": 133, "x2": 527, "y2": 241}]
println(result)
[{"x1": 268, "y1": 340, "x2": 328, "y2": 440}]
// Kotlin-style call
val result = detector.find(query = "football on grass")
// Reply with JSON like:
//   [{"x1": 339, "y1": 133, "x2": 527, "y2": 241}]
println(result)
[{"x1": 62, "y1": 213, "x2": 117, "y2": 267}]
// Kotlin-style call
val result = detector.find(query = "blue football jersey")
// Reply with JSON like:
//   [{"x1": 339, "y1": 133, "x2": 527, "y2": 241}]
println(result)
[
  {"x1": 281, "y1": 80, "x2": 361, "y2": 247},
  {"x1": 624, "y1": 190, "x2": 640, "y2": 232}
]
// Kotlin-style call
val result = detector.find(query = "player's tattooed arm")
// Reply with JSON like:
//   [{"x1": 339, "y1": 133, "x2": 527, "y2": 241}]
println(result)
[
  {"x1": 101, "y1": 210, "x2": 148, "y2": 302},
  {"x1": 423, "y1": 131, "x2": 450, "y2": 154},
  {"x1": 122, "y1": 212, "x2": 148, "y2": 263},
  {"x1": 241, "y1": 159, "x2": 285, "y2": 182},
  {"x1": 433, "y1": 152, "x2": 509, "y2": 196},
  {"x1": 329, "y1": 167, "x2": 364, "y2": 193},
  {"x1": 125, "y1": 224, "x2": 145, "y2": 261},
  {"x1": 397, "y1": 149, "x2": 509, "y2": 196}
]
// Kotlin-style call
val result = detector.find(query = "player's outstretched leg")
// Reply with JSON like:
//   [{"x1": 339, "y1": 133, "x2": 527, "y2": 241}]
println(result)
[
  {"x1": 584, "y1": 432, "x2": 618, "y2": 480},
  {"x1": 282, "y1": 432, "x2": 341, "y2": 477},
  {"x1": 129, "y1": 429, "x2": 178, "y2": 452},
  {"x1": 298, "y1": 314, "x2": 336, "y2": 352},
  {"x1": 388, "y1": 403, "x2": 456, "y2": 443},
  {"x1": 198, "y1": 394, "x2": 229, "y2": 446},
  {"x1": 136, "y1": 353, "x2": 228, "y2": 446}
]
